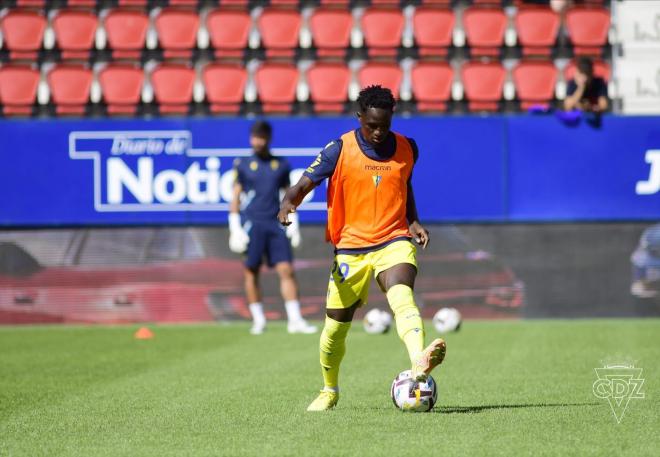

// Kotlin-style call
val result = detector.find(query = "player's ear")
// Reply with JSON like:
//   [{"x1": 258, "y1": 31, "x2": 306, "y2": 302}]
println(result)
[{"x1": 356, "y1": 110, "x2": 362, "y2": 120}]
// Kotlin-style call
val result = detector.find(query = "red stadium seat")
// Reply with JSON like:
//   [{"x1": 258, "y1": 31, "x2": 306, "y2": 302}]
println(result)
[
  {"x1": 413, "y1": 7, "x2": 454, "y2": 58},
  {"x1": 512, "y1": 61, "x2": 557, "y2": 110},
  {"x1": 462, "y1": 7, "x2": 507, "y2": 57},
  {"x1": 306, "y1": 62, "x2": 350, "y2": 113},
  {"x1": 309, "y1": 8, "x2": 352, "y2": 59},
  {"x1": 257, "y1": 8, "x2": 301, "y2": 59},
  {"x1": 99, "y1": 64, "x2": 144, "y2": 115},
  {"x1": 151, "y1": 63, "x2": 195, "y2": 115},
  {"x1": 118, "y1": 0, "x2": 148, "y2": 6},
  {"x1": 255, "y1": 62, "x2": 298, "y2": 113},
  {"x1": 566, "y1": 7, "x2": 610, "y2": 56},
  {"x1": 461, "y1": 61, "x2": 505, "y2": 112},
  {"x1": 155, "y1": 8, "x2": 199, "y2": 59},
  {"x1": 564, "y1": 59, "x2": 611, "y2": 82},
  {"x1": 361, "y1": 8, "x2": 404, "y2": 58},
  {"x1": 104, "y1": 9, "x2": 149, "y2": 60},
  {"x1": 53, "y1": 9, "x2": 98, "y2": 60},
  {"x1": 0, "y1": 9, "x2": 46, "y2": 61},
  {"x1": 48, "y1": 65, "x2": 93, "y2": 115},
  {"x1": 358, "y1": 62, "x2": 402, "y2": 99},
  {"x1": 411, "y1": 61, "x2": 453, "y2": 112},
  {"x1": 202, "y1": 63, "x2": 247, "y2": 114},
  {"x1": 206, "y1": 8, "x2": 251, "y2": 59},
  {"x1": 0, "y1": 65, "x2": 39, "y2": 115},
  {"x1": 515, "y1": 7, "x2": 560, "y2": 57}
]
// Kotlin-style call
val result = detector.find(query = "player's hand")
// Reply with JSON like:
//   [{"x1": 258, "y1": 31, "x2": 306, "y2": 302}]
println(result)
[
  {"x1": 278, "y1": 202, "x2": 297, "y2": 226},
  {"x1": 228, "y1": 213, "x2": 249, "y2": 254},
  {"x1": 409, "y1": 221, "x2": 430, "y2": 249},
  {"x1": 286, "y1": 212, "x2": 302, "y2": 248}
]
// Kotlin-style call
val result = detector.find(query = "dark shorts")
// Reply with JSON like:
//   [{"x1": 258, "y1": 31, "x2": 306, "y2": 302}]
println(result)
[{"x1": 245, "y1": 220, "x2": 293, "y2": 270}]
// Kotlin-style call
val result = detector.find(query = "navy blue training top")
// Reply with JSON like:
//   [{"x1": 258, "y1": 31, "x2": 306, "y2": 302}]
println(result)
[
  {"x1": 234, "y1": 154, "x2": 291, "y2": 222},
  {"x1": 303, "y1": 129, "x2": 419, "y2": 185},
  {"x1": 566, "y1": 77, "x2": 608, "y2": 106}
]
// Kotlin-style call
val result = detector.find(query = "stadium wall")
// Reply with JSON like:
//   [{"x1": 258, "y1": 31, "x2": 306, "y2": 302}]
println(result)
[
  {"x1": 0, "y1": 116, "x2": 658, "y2": 323},
  {"x1": 0, "y1": 115, "x2": 659, "y2": 225}
]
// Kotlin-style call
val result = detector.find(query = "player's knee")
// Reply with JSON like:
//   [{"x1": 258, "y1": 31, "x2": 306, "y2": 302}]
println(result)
[{"x1": 326, "y1": 301, "x2": 359, "y2": 323}]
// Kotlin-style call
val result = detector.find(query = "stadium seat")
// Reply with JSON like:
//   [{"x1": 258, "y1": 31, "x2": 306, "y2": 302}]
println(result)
[
  {"x1": 413, "y1": 7, "x2": 454, "y2": 58},
  {"x1": 98, "y1": 64, "x2": 144, "y2": 116},
  {"x1": 104, "y1": 9, "x2": 149, "y2": 60},
  {"x1": 515, "y1": 6, "x2": 560, "y2": 57},
  {"x1": 309, "y1": 8, "x2": 353, "y2": 59},
  {"x1": 202, "y1": 63, "x2": 247, "y2": 114},
  {"x1": 257, "y1": 8, "x2": 302, "y2": 59},
  {"x1": 47, "y1": 65, "x2": 93, "y2": 116},
  {"x1": 411, "y1": 61, "x2": 453, "y2": 112},
  {"x1": 0, "y1": 9, "x2": 46, "y2": 61},
  {"x1": 564, "y1": 59, "x2": 611, "y2": 82},
  {"x1": 358, "y1": 62, "x2": 402, "y2": 99},
  {"x1": 462, "y1": 7, "x2": 507, "y2": 57},
  {"x1": 150, "y1": 63, "x2": 195, "y2": 115},
  {"x1": 306, "y1": 62, "x2": 350, "y2": 113},
  {"x1": 53, "y1": 9, "x2": 98, "y2": 61},
  {"x1": 0, "y1": 65, "x2": 40, "y2": 116},
  {"x1": 206, "y1": 8, "x2": 251, "y2": 59},
  {"x1": 361, "y1": 8, "x2": 404, "y2": 58},
  {"x1": 255, "y1": 62, "x2": 298, "y2": 113},
  {"x1": 512, "y1": 61, "x2": 557, "y2": 110},
  {"x1": 566, "y1": 7, "x2": 610, "y2": 56},
  {"x1": 155, "y1": 8, "x2": 200, "y2": 59},
  {"x1": 461, "y1": 61, "x2": 505, "y2": 112}
]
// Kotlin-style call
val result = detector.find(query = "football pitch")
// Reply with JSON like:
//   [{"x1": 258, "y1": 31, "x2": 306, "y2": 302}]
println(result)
[{"x1": 1, "y1": 319, "x2": 658, "y2": 456}]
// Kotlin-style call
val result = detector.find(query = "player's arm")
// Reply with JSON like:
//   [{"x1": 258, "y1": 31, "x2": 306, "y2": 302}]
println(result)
[
  {"x1": 405, "y1": 138, "x2": 429, "y2": 249},
  {"x1": 279, "y1": 139, "x2": 342, "y2": 226},
  {"x1": 228, "y1": 164, "x2": 249, "y2": 253},
  {"x1": 564, "y1": 79, "x2": 585, "y2": 111},
  {"x1": 230, "y1": 180, "x2": 242, "y2": 214}
]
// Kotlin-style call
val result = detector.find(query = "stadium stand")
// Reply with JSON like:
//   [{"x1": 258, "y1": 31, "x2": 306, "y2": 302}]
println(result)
[{"x1": 0, "y1": 0, "x2": 617, "y2": 116}]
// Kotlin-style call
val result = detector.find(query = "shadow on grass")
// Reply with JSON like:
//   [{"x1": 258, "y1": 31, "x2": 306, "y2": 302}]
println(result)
[{"x1": 437, "y1": 402, "x2": 600, "y2": 414}]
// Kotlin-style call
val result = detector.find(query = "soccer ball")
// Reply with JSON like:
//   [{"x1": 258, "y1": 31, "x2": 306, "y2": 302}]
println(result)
[
  {"x1": 391, "y1": 369, "x2": 437, "y2": 412},
  {"x1": 433, "y1": 307, "x2": 462, "y2": 333},
  {"x1": 363, "y1": 308, "x2": 392, "y2": 334}
]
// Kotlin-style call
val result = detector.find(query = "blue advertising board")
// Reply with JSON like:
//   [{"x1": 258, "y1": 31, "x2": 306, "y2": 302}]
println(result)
[{"x1": 0, "y1": 115, "x2": 658, "y2": 226}]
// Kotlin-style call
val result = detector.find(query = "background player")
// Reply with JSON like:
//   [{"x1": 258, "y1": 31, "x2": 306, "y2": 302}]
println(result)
[
  {"x1": 278, "y1": 86, "x2": 446, "y2": 411},
  {"x1": 229, "y1": 121, "x2": 317, "y2": 335}
]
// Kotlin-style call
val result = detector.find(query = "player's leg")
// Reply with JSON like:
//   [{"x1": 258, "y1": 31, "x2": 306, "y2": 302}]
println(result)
[
  {"x1": 308, "y1": 255, "x2": 371, "y2": 411},
  {"x1": 244, "y1": 223, "x2": 267, "y2": 335},
  {"x1": 375, "y1": 241, "x2": 446, "y2": 381},
  {"x1": 267, "y1": 224, "x2": 317, "y2": 333}
]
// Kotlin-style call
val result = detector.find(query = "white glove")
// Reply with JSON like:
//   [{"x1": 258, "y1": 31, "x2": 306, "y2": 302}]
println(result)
[
  {"x1": 286, "y1": 211, "x2": 301, "y2": 249},
  {"x1": 228, "y1": 213, "x2": 249, "y2": 254}
]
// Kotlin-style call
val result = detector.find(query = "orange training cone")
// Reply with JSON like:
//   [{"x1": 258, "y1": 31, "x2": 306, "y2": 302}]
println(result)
[{"x1": 134, "y1": 327, "x2": 154, "y2": 340}]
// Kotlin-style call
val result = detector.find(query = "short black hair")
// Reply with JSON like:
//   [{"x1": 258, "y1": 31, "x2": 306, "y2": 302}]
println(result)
[
  {"x1": 357, "y1": 85, "x2": 396, "y2": 112},
  {"x1": 250, "y1": 120, "x2": 272, "y2": 138},
  {"x1": 576, "y1": 57, "x2": 594, "y2": 77}
]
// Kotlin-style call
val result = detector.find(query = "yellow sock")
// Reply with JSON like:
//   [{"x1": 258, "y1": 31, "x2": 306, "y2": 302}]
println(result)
[
  {"x1": 387, "y1": 284, "x2": 425, "y2": 363},
  {"x1": 319, "y1": 316, "x2": 352, "y2": 389}
]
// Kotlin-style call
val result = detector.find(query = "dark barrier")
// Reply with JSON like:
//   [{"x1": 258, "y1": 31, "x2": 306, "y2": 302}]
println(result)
[
  {"x1": 0, "y1": 115, "x2": 659, "y2": 225},
  {"x1": 1, "y1": 223, "x2": 657, "y2": 324}
]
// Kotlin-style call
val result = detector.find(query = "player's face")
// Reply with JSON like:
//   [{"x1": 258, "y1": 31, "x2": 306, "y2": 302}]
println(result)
[
  {"x1": 358, "y1": 107, "x2": 393, "y2": 147},
  {"x1": 250, "y1": 134, "x2": 270, "y2": 156}
]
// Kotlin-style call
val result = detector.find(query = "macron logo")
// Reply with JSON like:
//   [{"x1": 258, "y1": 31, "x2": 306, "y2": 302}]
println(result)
[{"x1": 364, "y1": 164, "x2": 391, "y2": 171}]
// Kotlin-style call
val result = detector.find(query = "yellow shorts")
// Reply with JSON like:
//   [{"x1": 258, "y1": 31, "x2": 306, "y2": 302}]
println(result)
[{"x1": 326, "y1": 240, "x2": 417, "y2": 310}]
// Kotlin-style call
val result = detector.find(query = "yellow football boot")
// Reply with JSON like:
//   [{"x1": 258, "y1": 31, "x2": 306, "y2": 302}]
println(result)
[
  {"x1": 306, "y1": 390, "x2": 339, "y2": 411},
  {"x1": 412, "y1": 338, "x2": 447, "y2": 381}
]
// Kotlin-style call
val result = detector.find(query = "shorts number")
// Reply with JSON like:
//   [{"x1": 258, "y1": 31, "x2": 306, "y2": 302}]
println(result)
[{"x1": 331, "y1": 261, "x2": 350, "y2": 283}]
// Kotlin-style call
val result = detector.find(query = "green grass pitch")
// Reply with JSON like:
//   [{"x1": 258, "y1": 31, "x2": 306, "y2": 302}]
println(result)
[{"x1": 1, "y1": 319, "x2": 658, "y2": 456}]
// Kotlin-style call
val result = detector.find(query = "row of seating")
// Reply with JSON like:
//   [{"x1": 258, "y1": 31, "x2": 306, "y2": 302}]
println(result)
[
  {"x1": 0, "y1": 5, "x2": 611, "y2": 62},
  {"x1": 0, "y1": 58, "x2": 611, "y2": 116}
]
